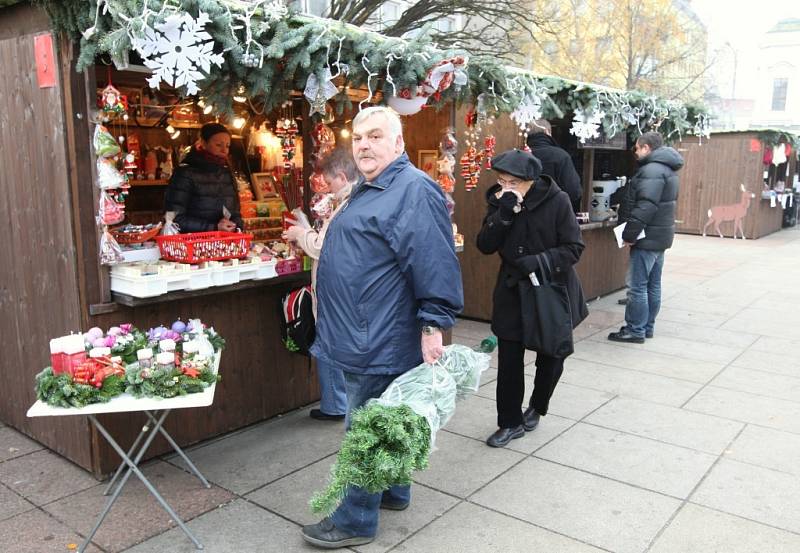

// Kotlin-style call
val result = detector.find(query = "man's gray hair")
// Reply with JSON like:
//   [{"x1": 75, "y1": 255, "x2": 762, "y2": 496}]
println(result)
[
  {"x1": 318, "y1": 147, "x2": 359, "y2": 182},
  {"x1": 353, "y1": 106, "x2": 404, "y2": 141},
  {"x1": 637, "y1": 131, "x2": 663, "y2": 151},
  {"x1": 530, "y1": 119, "x2": 551, "y2": 135}
]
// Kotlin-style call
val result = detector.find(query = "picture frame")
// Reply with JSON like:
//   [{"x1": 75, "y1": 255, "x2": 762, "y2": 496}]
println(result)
[
  {"x1": 417, "y1": 149, "x2": 439, "y2": 180},
  {"x1": 251, "y1": 172, "x2": 279, "y2": 201}
]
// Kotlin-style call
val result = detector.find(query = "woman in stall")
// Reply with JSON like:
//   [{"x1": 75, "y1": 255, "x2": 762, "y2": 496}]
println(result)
[{"x1": 165, "y1": 122, "x2": 244, "y2": 233}]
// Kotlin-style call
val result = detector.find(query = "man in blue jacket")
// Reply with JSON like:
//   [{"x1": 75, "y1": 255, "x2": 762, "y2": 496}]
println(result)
[{"x1": 302, "y1": 106, "x2": 464, "y2": 549}]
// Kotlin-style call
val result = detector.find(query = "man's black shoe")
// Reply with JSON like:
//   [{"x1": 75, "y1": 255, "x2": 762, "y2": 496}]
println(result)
[
  {"x1": 380, "y1": 497, "x2": 410, "y2": 511},
  {"x1": 646, "y1": 331, "x2": 654, "y2": 339},
  {"x1": 486, "y1": 425, "x2": 525, "y2": 447},
  {"x1": 607, "y1": 329, "x2": 645, "y2": 344},
  {"x1": 522, "y1": 407, "x2": 540, "y2": 431},
  {"x1": 310, "y1": 409, "x2": 345, "y2": 421},
  {"x1": 301, "y1": 518, "x2": 374, "y2": 549},
  {"x1": 617, "y1": 298, "x2": 628, "y2": 305}
]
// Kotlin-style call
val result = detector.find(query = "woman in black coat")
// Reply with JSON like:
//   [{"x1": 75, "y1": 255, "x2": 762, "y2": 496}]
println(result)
[
  {"x1": 164, "y1": 123, "x2": 244, "y2": 233},
  {"x1": 477, "y1": 149, "x2": 588, "y2": 448}
]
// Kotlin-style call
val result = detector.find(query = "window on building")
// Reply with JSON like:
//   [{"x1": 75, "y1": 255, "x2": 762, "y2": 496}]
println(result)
[
  {"x1": 436, "y1": 17, "x2": 456, "y2": 33},
  {"x1": 772, "y1": 78, "x2": 788, "y2": 111},
  {"x1": 381, "y1": 1, "x2": 401, "y2": 28}
]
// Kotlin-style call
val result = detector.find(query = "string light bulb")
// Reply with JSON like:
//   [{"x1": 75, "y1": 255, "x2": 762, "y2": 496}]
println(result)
[
  {"x1": 232, "y1": 116, "x2": 247, "y2": 129},
  {"x1": 203, "y1": 104, "x2": 214, "y2": 114},
  {"x1": 165, "y1": 124, "x2": 175, "y2": 134},
  {"x1": 234, "y1": 85, "x2": 247, "y2": 103},
  {"x1": 340, "y1": 128, "x2": 350, "y2": 138},
  {"x1": 197, "y1": 99, "x2": 206, "y2": 108},
  {"x1": 170, "y1": 130, "x2": 181, "y2": 140}
]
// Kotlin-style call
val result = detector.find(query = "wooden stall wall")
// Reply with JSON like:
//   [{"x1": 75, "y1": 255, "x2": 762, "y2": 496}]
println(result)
[
  {"x1": 453, "y1": 107, "x2": 522, "y2": 320},
  {"x1": 0, "y1": 4, "x2": 93, "y2": 468},
  {"x1": 675, "y1": 132, "x2": 786, "y2": 239}
]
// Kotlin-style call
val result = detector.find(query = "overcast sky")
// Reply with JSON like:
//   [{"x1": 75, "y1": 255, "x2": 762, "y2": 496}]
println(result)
[{"x1": 691, "y1": 0, "x2": 800, "y2": 98}]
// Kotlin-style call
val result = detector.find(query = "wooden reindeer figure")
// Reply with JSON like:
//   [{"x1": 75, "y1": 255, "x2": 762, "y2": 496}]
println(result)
[{"x1": 703, "y1": 184, "x2": 756, "y2": 239}]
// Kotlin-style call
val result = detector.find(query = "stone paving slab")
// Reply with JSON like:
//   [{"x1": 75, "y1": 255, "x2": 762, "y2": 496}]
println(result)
[
  {"x1": 395, "y1": 501, "x2": 606, "y2": 553},
  {"x1": 655, "y1": 295, "x2": 747, "y2": 318},
  {"x1": 441, "y1": 394, "x2": 575, "y2": 455},
  {"x1": 652, "y1": 306, "x2": 732, "y2": 329},
  {"x1": 0, "y1": 508, "x2": 104, "y2": 553},
  {"x1": 168, "y1": 408, "x2": 345, "y2": 494},
  {"x1": 722, "y1": 308, "x2": 800, "y2": 338},
  {"x1": 571, "y1": 340, "x2": 723, "y2": 383},
  {"x1": 725, "y1": 424, "x2": 800, "y2": 476},
  {"x1": 414, "y1": 431, "x2": 525, "y2": 498},
  {"x1": 43, "y1": 461, "x2": 234, "y2": 553},
  {"x1": 0, "y1": 427, "x2": 44, "y2": 462},
  {"x1": 711, "y1": 366, "x2": 800, "y2": 404},
  {"x1": 641, "y1": 320, "x2": 760, "y2": 348},
  {"x1": 749, "y1": 335, "x2": 800, "y2": 353},
  {"x1": 0, "y1": 482, "x2": 35, "y2": 522},
  {"x1": 561, "y1": 357, "x2": 701, "y2": 407},
  {"x1": 471, "y1": 457, "x2": 681, "y2": 553},
  {"x1": 692, "y1": 458, "x2": 800, "y2": 534},
  {"x1": 684, "y1": 386, "x2": 800, "y2": 435},
  {"x1": 535, "y1": 423, "x2": 717, "y2": 498},
  {"x1": 478, "y1": 378, "x2": 615, "y2": 421},
  {"x1": 124, "y1": 499, "x2": 307, "y2": 553},
  {"x1": 0, "y1": 449, "x2": 100, "y2": 506},
  {"x1": 590, "y1": 327, "x2": 746, "y2": 365},
  {"x1": 586, "y1": 397, "x2": 744, "y2": 455},
  {"x1": 650, "y1": 503, "x2": 800, "y2": 553},
  {"x1": 731, "y1": 348, "x2": 800, "y2": 377}
]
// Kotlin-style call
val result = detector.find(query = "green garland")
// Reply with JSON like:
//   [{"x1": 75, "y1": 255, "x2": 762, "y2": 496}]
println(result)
[
  {"x1": 125, "y1": 365, "x2": 220, "y2": 398},
  {"x1": 112, "y1": 330, "x2": 149, "y2": 364},
  {"x1": 35, "y1": 368, "x2": 126, "y2": 408},
  {"x1": 31, "y1": 0, "x2": 710, "y2": 139},
  {"x1": 310, "y1": 403, "x2": 430, "y2": 515}
]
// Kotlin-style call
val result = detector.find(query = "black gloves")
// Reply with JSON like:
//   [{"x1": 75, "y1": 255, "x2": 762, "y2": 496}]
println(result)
[{"x1": 497, "y1": 191, "x2": 519, "y2": 222}]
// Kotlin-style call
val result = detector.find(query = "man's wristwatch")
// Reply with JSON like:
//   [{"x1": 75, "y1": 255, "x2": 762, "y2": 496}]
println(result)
[{"x1": 421, "y1": 325, "x2": 440, "y2": 336}]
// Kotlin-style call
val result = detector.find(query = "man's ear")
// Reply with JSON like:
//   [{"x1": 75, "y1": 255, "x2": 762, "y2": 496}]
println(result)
[{"x1": 395, "y1": 134, "x2": 404, "y2": 153}]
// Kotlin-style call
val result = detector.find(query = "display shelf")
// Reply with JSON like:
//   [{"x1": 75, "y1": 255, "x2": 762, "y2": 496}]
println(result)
[
  {"x1": 126, "y1": 117, "x2": 203, "y2": 129},
  {"x1": 129, "y1": 179, "x2": 169, "y2": 187}
]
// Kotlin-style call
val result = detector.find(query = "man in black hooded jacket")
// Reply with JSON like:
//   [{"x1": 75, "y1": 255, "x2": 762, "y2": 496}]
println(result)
[
  {"x1": 526, "y1": 119, "x2": 582, "y2": 212},
  {"x1": 609, "y1": 131, "x2": 683, "y2": 343}
]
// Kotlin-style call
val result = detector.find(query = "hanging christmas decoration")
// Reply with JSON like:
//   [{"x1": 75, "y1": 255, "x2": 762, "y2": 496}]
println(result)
[
  {"x1": 483, "y1": 135, "x2": 496, "y2": 169},
  {"x1": 229, "y1": 0, "x2": 288, "y2": 68},
  {"x1": 510, "y1": 94, "x2": 543, "y2": 132},
  {"x1": 99, "y1": 83, "x2": 127, "y2": 117},
  {"x1": 132, "y1": 11, "x2": 225, "y2": 96},
  {"x1": 570, "y1": 108, "x2": 605, "y2": 144},
  {"x1": 304, "y1": 70, "x2": 339, "y2": 117}
]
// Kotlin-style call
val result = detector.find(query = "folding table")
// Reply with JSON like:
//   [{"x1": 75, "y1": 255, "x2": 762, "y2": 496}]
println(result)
[{"x1": 27, "y1": 354, "x2": 221, "y2": 552}]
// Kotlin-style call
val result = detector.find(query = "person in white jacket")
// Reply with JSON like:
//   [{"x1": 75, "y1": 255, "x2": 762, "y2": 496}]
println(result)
[{"x1": 283, "y1": 148, "x2": 358, "y2": 420}]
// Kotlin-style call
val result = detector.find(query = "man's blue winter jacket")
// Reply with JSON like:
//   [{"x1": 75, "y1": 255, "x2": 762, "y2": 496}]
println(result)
[{"x1": 310, "y1": 153, "x2": 464, "y2": 375}]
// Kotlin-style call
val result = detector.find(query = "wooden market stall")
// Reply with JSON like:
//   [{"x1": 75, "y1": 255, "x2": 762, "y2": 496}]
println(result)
[
  {"x1": 453, "y1": 108, "x2": 632, "y2": 320},
  {"x1": 674, "y1": 131, "x2": 798, "y2": 240},
  {"x1": 0, "y1": 2, "x2": 450, "y2": 477}
]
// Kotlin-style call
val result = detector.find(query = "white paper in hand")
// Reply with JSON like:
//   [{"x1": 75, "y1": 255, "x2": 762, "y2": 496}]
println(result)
[
  {"x1": 613, "y1": 222, "x2": 645, "y2": 248},
  {"x1": 290, "y1": 208, "x2": 312, "y2": 229}
]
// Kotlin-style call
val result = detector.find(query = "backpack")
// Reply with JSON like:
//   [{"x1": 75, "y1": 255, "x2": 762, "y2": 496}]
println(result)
[{"x1": 280, "y1": 285, "x2": 316, "y2": 355}]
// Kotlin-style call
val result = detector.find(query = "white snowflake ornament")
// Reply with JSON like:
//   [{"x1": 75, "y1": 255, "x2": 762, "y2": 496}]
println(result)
[
  {"x1": 510, "y1": 95, "x2": 543, "y2": 131},
  {"x1": 132, "y1": 11, "x2": 224, "y2": 96},
  {"x1": 570, "y1": 108, "x2": 605, "y2": 144}
]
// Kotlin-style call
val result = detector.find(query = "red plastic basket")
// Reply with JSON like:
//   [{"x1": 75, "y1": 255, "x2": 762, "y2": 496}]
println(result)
[{"x1": 156, "y1": 231, "x2": 253, "y2": 263}]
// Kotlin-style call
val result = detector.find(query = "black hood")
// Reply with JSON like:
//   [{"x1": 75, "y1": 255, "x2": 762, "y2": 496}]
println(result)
[
  {"x1": 640, "y1": 146, "x2": 684, "y2": 171},
  {"x1": 527, "y1": 132, "x2": 558, "y2": 150}
]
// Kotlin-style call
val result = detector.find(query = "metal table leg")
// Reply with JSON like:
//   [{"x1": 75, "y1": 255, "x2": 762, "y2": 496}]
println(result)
[
  {"x1": 102, "y1": 416, "x2": 153, "y2": 497},
  {"x1": 144, "y1": 410, "x2": 211, "y2": 489},
  {"x1": 79, "y1": 411, "x2": 204, "y2": 552}
]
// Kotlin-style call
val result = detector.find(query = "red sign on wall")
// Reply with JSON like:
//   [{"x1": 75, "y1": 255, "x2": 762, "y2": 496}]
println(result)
[
  {"x1": 749, "y1": 138, "x2": 762, "y2": 153},
  {"x1": 34, "y1": 33, "x2": 56, "y2": 88}
]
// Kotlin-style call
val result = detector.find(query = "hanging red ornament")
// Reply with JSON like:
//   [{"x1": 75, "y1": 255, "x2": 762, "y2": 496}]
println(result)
[{"x1": 483, "y1": 135, "x2": 496, "y2": 169}]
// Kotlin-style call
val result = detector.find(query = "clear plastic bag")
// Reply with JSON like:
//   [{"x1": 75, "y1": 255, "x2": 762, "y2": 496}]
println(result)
[
  {"x1": 99, "y1": 229, "x2": 124, "y2": 265},
  {"x1": 97, "y1": 191, "x2": 125, "y2": 225},
  {"x1": 93, "y1": 125, "x2": 121, "y2": 158},
  {"x1": 96, "y1": 157, "x2": 125, "y2": 189},
  {"x1": 161, "y1": 211, "x2": 181, "y2": 235},
  {"x1": 367, "y1": 344, "x2": 490, "y2": 447}
]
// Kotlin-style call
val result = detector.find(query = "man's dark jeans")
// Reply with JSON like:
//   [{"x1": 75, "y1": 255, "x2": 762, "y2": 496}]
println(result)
[{"x1": 624, "y1": 247, "x2": 665, "y2": 338}]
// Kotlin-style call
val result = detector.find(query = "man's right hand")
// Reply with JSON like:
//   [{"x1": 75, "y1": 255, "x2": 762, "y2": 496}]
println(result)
[{"x1": 497, "y1": 191, "x2": 520, "y2": 222}]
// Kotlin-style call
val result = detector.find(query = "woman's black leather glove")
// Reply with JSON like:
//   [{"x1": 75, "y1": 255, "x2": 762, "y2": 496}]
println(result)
[{"x1": 497, "y1": 191, "x2": 519, "y2": 223}]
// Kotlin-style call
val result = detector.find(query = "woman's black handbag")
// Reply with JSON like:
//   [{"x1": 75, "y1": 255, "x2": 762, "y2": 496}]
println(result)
[{"x1": 517, "y1": 254, "x2": 574, "y2": 358}]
